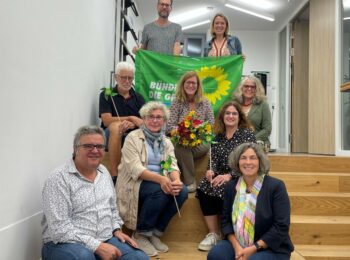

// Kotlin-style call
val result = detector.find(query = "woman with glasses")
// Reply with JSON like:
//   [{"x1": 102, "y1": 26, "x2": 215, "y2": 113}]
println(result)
[
  {"x1": 116, "y1": 101, "x2": 188, "y2": 257},
  {"x1": 204, "y1": 13, "x2": 243, "y2": 58},
  {"x1": 208, "y1": 143, "x2": 294, "y2": 260},
  {"x1": 233, "y1": 76, "x2": 272, "y2": 152},
  {"x1": 167, "y1": 71, "x2": 215, "y2": 192},
  {"x1": 197, "y1": 102, "x2": 255, "y2": 251}
]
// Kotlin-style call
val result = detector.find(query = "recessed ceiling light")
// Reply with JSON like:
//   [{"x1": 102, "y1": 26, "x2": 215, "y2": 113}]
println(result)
[
  {"x1": 233, "y1": 0, "x2": 274, "y2": 10},
  {"x1": 171, "y1": 7, "x2": 210, "y2": 24},
  {"x1": 225, "y1": 3, "x2": 275, "y2": 21}
]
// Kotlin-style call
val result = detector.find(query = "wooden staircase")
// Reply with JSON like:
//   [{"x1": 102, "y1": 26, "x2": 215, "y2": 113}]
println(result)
[
  {"x1": 269, "y1": 155, "x2": 350, "y2": 260},
  {"x1": 102, "y1": 153, "x2": 350, "y2": 259}
]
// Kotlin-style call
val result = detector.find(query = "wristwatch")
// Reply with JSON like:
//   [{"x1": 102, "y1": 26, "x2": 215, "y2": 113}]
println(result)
[{"x1": 254, "y1": 242, "x2": 264, "y2": 252}]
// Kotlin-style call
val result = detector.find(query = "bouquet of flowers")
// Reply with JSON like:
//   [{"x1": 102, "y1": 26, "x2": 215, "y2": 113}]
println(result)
[{"x1": 170, "y1": 110, "x2": 214, "y2": 147}]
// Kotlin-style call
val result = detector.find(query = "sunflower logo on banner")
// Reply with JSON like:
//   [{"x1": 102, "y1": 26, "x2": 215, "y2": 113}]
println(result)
[{"x1": 135, "y1": 50, "x2": 243, "y2": 115}]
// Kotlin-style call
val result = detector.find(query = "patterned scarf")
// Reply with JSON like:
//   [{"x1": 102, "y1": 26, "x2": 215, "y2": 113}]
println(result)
[
  {"x1": 141, "y1": 125, "x2": 166, "y2": 155},
  {"x1": 231, "y1": 175, "x2": 265, "y2": 247}
]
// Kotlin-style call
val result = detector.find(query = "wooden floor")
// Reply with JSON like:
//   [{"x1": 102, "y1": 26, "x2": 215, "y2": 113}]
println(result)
[{"x1": 103, "y1": 153, "x2": 350, "y2": 259}]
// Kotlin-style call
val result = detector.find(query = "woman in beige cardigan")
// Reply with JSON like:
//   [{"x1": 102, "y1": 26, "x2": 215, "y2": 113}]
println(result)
[{"x1": 116, "y1": 101, "x2": 188, "y2": 257}]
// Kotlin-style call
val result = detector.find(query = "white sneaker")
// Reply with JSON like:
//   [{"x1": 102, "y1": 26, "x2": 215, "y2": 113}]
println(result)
[{"x1": 198, "y1": 233, "x2": 221, "y2": 251}]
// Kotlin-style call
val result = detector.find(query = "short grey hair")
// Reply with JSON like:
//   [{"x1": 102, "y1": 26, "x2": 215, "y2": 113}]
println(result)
[
  {"x1": 115, "y1": 61, "x2": 135, "y2": 75},
  {"x1": 72, "y1": 125, "x2": 105, "y2": 158},
  {"x1": 139, "y1": 101, "x2": 169, "y2": 122},
  {"x1": 228, "y1": 142, "x2": 270, "y2": 176}
]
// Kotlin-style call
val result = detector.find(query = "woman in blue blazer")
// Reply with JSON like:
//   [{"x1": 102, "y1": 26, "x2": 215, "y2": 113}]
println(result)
[{"x1": 208, "y1": 143, "x2": 293, "y2": 260}]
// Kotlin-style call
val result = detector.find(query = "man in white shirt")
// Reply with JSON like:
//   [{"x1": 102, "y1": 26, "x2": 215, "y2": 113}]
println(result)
[{"x1": 41, "y1": 125, "x2": 148, "y2": 260}]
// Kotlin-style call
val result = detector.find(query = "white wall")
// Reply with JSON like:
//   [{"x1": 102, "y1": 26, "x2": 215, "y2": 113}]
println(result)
[
  {"x1": 234, "y1": 30, "x2": 278, "y2": 149},
  {"x1": 0, "y1": 0, "x2": 115, "y2": 259}
]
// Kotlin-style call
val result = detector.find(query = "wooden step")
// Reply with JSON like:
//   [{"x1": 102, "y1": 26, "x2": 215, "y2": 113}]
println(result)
[
  {"x1": 162, "y1": 195, "x2": 207, "y2": 243},
  {"x1": 295, "y1": 245, "x2": 350, "y2": 260},
  {"x1": 154, "y1": 242, "x2": 206, "y2": 260},
  {"x1": 269, "y1": 155, "x2": 350, "y2": 173},
  {"x1": 270, "y1": 171, "x2": 350, "y2": 192},
  {"x1": 153, "y1": 242, "x2": 305, "y2": 260},
  {"x1": 289, "y1": 192, "x2": 350, "y2": 216},
  {"x1": 290, "y1": 215, "x2": 350, "y2": 245},
  {"x1": 162, "y1": 197, "x2": 350, "y2": 245}
]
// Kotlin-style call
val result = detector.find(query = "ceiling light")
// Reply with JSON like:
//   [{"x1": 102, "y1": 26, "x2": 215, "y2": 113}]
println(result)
[
  {"x1": 233, "y1": 0, "x2": 274, "y2": 10},
  {"x1": 183, "y1": 20, "x2": 211, "y2": 31},
  {"x1": 344, "y1": 17, "x2": 350, "y2": 20},
  {"x1": 225, "y1": 3, "x2": 275, "y2": 21},
  {"x1": 171, "y1": 7, "x2": 210, "y2": 24}
]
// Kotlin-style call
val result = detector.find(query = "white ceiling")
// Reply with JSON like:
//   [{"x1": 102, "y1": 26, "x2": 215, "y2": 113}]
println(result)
[{"x1": 134, "y1": 0, "x2": 308, "y2": 33}]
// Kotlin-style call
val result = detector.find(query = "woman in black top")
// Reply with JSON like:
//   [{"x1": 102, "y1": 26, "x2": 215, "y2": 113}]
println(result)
[{"x1": 196, "y1": 101, "x2": 255, "y2": 251}]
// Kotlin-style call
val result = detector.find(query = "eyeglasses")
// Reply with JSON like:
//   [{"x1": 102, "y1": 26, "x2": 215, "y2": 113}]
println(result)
[
  {"x1": 185, "y1": 81, "x2": 198, "y2": 86},
  {"x1": 243, "y1": 85, "x2": 256, "y2": 90},
  {"x1": 146, "y1": 115, "x2": 164, "y2": 121},
  {"x1": 78, "y1": 143, "x2": 106, "y2": 151},
  {"x1": 239, "y1": 155, "x2": 258, "y2": 161},
  {"x1": 158, "y1": 3, "x2": 171, "y2": 8},
  {"x1": 118, "y1": 75, "x2": 134, "y2": 82},
  {"x1": 225, "y1": 111, "x2": 239, "y2": 116}
]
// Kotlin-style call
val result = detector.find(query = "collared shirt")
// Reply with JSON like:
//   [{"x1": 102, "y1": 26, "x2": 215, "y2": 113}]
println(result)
[
  {"x1": 41, "y1": 159, "x2": 123, "y2": 252},
  {"x1": 99, "y1": 86, "x2": 145, "y2": 129}
]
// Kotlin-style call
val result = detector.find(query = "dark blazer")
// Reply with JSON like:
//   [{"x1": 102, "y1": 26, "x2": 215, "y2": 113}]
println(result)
[{"x1": 222, "y1": 175, "x2": 294, "y2": 256}]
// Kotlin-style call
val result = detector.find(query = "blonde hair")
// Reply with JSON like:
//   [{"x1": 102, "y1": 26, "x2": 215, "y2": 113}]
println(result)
[
  {"x1": 233, "y1": 75, "x2": 266, "y2": 104},
  {"x1": 175, "y1": 71, "x2": 204, "y2": 104},
  {"x1": 210, "y1": 13, "x2": 230, "y2": 38}
]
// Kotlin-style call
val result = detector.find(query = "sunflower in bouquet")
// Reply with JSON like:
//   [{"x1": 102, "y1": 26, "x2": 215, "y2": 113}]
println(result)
[{"x1": 171, "y1": 110, "x2": 214, "y2": 147}]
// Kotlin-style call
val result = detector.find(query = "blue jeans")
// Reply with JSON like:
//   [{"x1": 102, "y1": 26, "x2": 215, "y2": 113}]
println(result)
[
  {"x1": 104, "y1": 128, "x2": 110, "y2": 150},
  {"x1": 137, "y1": 180, "x2": 188, "y2": 235},
  {"x1": 42, "y1": 237, "x2": 149, "y2": 260},
  {"x1": 207, "y1": 240, "x2": 290, "y2": 260}
]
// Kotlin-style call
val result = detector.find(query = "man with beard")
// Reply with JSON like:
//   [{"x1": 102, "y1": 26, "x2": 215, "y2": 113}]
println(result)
[{"x1": 133, "y1": 0, "x2": 182, "y2": 55}]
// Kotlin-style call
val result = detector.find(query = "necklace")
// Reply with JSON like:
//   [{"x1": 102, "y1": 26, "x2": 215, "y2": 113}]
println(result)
[{"x1": 243, "y1": 99, "x2": 253, "y2": 106}]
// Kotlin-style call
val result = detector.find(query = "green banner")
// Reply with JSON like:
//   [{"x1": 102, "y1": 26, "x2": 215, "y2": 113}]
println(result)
[{"x1": 135, "y1": 50, "x2": 243, "y2": 115}]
